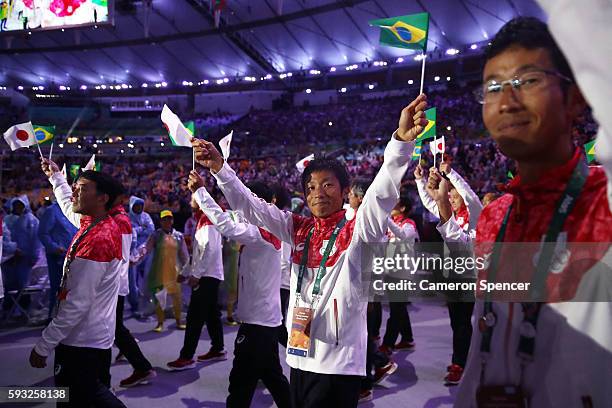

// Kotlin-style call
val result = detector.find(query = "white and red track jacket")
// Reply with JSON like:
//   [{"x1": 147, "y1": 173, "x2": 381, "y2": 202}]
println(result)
[
  {"x1": 455, "y1": 2, "x2": 612, "y2": 406},
  {"x1": 34, "y1": 215, "x2": 122, "y2": 356},
  {"x1": 386, "y1": 214, "x2": 420, "y2": 278},
  {"x1": 417, "y1": 168, "x2": 483, "y2": 243},
  {"x1": 182, "y1": 212, "x2": 223, "y2": 281},
  {"x1": 109, "y1": 204, "x2": 133, "y2": 296},
  {"x1": 213, "y1": 135, "x2": 414, "y2": 376},
  {"x1": 49, "y1": 174, "x2": 132, "y2": 296},
  {"x1": 193, "y1": 186, "x2": 282, "y2": 327}
]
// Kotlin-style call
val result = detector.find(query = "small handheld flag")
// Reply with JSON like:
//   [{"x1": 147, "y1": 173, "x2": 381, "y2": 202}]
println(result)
[
  {"x1": 3, "y1": 122, "x2": 37, "y2": 151},
  {"x1": 83, "y1": 154, "x2": 96, "y2": 171},
  {"x1": 296, "y1": 154, "x2": 314, "y2": 174},
  {"x1": 161, "y1": 105, "x2": 193, "y2": 148},
  {"x1": 370, "y1": 13, "x2": 430, "y2": 52},
  {"x1": 411, "y1": 142, "x2": 422, "y2": 161},
  {"x1": 69, "y1": 164, "x2": 81, "y2": 179},
  {"x1": 430, "y1": 136, "x2": 445, "y2": 156},
  {"x1": 584, "y1": 140, "x2": 596, "y2": 163},
  {"x1": 219, "y1": 131, "x2": 233, "y2": 161},
  {"x1": 33, "y1": 125, "x2": 55, "y2": 145},
  {"x1": 416, "y1": 108, "x2": 436, "y2": 142},
  {"x1": 507, "y1": 171, "x2": 514, "y2": 180},
  {"x1": 60, "y1": 163, "x2": 67, "y2": 178}
]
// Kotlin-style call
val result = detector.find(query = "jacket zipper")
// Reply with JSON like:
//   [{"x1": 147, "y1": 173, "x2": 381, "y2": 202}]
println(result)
[{"x1": 333, "y1": 298, "x2": 339, "y2": 346}]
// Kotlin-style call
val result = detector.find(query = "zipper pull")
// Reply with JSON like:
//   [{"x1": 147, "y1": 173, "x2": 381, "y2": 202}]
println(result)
[{"x1": 333, "y1": 299, "x2": 339, "y2": 347}]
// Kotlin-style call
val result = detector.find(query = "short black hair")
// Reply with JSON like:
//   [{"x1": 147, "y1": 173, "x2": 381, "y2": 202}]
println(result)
[
  {"x1": 271, "y1": 183, "x2": 291, "y2": 209},
  {"x1": 350, "y1": 178, "x2": 372, "y2": 198},
  {"x1": 485, "y1": 17, "x2": 575, "y2": 83},
  {"x1": 398, "y1": 186, "x2": 413, "y2": 215},
  {"x1": 79, "y1": 170, "x2": 122, "y2": 211},
  {"x1": 301, "y1": 157, "x2": 350, "y2": 194},
  {"x1": 247, "y1": 181, "x2": 274, "y2": 204}
]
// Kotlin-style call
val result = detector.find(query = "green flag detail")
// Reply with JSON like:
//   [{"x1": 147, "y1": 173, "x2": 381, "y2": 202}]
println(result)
[
  {"x1": 370, "y1": 12, "x2": 430, "y2": 52},
  {"x1": 33, "y1": 125, "x2": 55, "y2": 145},
  {"x1": 416, "y1": 108, "x2": 436, "y2": 142},
  {"x1": 69, "y1": 165, "x2": 81, "y2": 179},
  {"x1": 507, "y1": 171, "x2": 514, "y2": 180},
  {"x1": 584, "y1": 140, "x2": 596, "y2": 163},
  {"x1": 92, "y1": 0, "x2": 108, "y2": 7},
  {"x1": 184, "y1": 121, "x2": 195, "y2": 137}
]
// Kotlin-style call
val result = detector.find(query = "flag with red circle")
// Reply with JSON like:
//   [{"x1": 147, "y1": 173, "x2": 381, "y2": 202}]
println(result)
[
  {"x1": 3, "y1": 122, "x2": 37, "y2": 151},
  {"x1": 430, "y1": 136, "x2": 445, "y2": 156}
]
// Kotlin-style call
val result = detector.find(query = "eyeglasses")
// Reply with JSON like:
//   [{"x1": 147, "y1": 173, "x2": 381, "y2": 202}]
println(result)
[{"x1": 474, "y1": 69, "x2": 573, "y2": 104}]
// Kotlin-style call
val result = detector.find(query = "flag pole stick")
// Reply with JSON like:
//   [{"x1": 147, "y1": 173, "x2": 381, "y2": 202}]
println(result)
[
  {"x1": 49, "y1": 141, "x2": 54, "y2": 161},
  {"x1": 419, "y1": 52, "x2": 426, "y2": 95},
  {"x1": 432, "y1": 136, "x2": 436, "y2": 168},
  {"x1": 36, "y1": 142, "x2": 44, "y2": 159},
  {"x1": 192, "y1": 148, "x2": 195, "y2": 171}
]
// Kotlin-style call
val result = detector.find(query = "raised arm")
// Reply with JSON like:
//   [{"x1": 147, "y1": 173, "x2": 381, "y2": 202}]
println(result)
[
  {"x1": 536, "y1": 0, "x2": 612, "y2": 213},
  {"x1": 193, "y1": 140, "x2": 294, "y2": 245},
  {"x1": 189, "y1": 173, "x2": 270, "y2": 246},
  {"x1": 354, "y1": 94, "x2": 429, "y2": 243},
  {"x1": 443, "y1": 165, "x2": 483, "y2": 230},
  {"x1": 41, "y1": 158, "x2": 81, "y2": 228}
]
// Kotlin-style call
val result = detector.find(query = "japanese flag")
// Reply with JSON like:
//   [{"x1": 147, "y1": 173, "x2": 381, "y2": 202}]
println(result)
[
  {"x1": 60, "y1": 163, "x2": 67, "y2": 178},
  {"x1": 296, "y1": 153, "x2": 314, "y2": 174},
  {"x1": 219, "y1": 131, "x2": 233, "y2": 161},
  {"x1": 430, "y1": 136, "x2": 445, "y2": 156},
  {"x1": 3, "y1": 122, "x2": 37, "y2": 151}
]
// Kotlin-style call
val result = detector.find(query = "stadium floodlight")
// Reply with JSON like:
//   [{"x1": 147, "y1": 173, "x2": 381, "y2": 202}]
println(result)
[
  {"x1": 446, "y1": 48, "x2": 459, "y2": 56},
  {"x1": 204, "y1": 79, "x2": 210, "y2": 84},
  {"x1": 470, "y1": 44, "x2": 478, "y2": 50},
  {"x1": 434, "y1": 76, "x2": 440, "y2": 82},
  {"x1": 80, "y1": 85, "x2": 87, "y2": 90},
  {"x1": 223, "y1": 78, "x2": 229, "y2": 83},
  {"x1": 18, "y1": 86, "x2": 24, "y2": 90},
  {"x1": 306, "y1": 89, "x2": 312, "y2": 94},
  {"x1": 216, "y1": 79, "x2": 224, "y2": 84},
  {"x1": 446, "y1": 76, "x2": 451, "y2": 82},
  {"x1": 161, "y1": 82, "x2": 167, "y2": 87},
  {"x1": 182, "y1": 81, "x2": 189, "y2": 86},
  {"x1": 330, "y1": 67, "x2": 336, "y2": 72},
  {"x1": 368, "y1": 84, "x2": 375, "y2": 90},
  {"x1": 59, "y1": 86, "x2": 67, "y2": 91},
  {"x1": 160, "y1": 142, "x2": 165, "y2": 147},
  {"x1": 408, "y1": 80, "x2": 414, "y2": 85},
  {"x1": 287, "y1": 72, "x2": 293, "y2": 77},
  {"x1": 95, "y1": 85, "x2": 100, "y2": 89},
  {"x1": 414, "y1": 54, "x2": 425, "y2": 61},
  {"x1": 59, "y1": 144, "x2": 64, "y2": 148},
  {"x1": 93, "y1": 143, "x2": 98, "y2": 148},
  {"x1": 396, "y1": 57, "x2": 404, "y2": 63},
  {"x1": 121, "y1": 84, "x2": 128, "y2": 89},
  {"x1": 447, "y1": 126, "x2": 452, "y2": 131},
  {"x1": 328, "y1": 122, "x2": 333, "y2": 126},
  {"x1": 141, "y1": 83, "x2": 148, "y2": 88},
  {"x1": 120, "y1": 149, "x2": 125, "y2": 154},
  {"x1": 340, "y1": 87, "x2": 347, "y2": 93}
]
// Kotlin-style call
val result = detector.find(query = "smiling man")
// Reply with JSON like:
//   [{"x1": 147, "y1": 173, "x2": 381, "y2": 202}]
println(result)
[
  {"x1": 33, "y1": 164, "x2": 125, "y2": 408},
  {"x1": 192, "y1": 93, "x2": 426, "y2": 407},
  {"x1": 455, "y1": 16, "x2": 612, "y2": 407}
]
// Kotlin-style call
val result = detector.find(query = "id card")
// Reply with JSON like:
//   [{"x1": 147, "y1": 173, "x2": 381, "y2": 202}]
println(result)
[
  {"x1": 476, "y1": 385, "x2": 528, "y2": 408},
  {"x1": 287, "y1": 306, "x2": 313, "y2": 358}
]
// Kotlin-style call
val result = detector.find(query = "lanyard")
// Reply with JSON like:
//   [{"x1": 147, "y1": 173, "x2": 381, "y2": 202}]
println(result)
[
  {"x1": 480, "y1": 157, "x2": 588, "y2": 359},
  {"x1": 296, "y1": 217, "x2": 347, "y2": 303}
]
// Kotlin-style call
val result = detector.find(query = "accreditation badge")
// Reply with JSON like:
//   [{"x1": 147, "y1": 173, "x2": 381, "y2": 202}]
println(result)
[
  {"x1": 287, "y1": 306, "x2": 314, "y2": 358},
  {"x1": 476, "y1": 385, "x2": 527, "y2": 408}
]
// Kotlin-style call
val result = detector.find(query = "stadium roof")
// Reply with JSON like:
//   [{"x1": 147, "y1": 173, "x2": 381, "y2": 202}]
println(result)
[{"x1": 0, "y1": 0, "x2": 545, "y2": 88}]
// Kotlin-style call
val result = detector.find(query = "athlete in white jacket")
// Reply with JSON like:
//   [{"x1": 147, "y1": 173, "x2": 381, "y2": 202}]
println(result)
[
  {"x1": 188, "y1": 174, "x2": 291, "y2": 407},
  {"x1": 191, "y1": 93, "x2": 426, "y2": 407},
  {"x1": 32, "y1": 164, "x2": 125, "y2": 408}
]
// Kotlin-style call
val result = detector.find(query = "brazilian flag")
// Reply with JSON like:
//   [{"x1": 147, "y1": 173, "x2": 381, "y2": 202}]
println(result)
[
  {"x1": 92, "y1": 0, "x2": 108, "y2": 6},
  {"x1": 69, "y1": 164, "x2": 81, "y2": 180},
  {"x1": 416, "y1": 108, "x2": 436, "y2": 143},
  {"x1": 584, "y1": 140, "x2": 596, "y2": 163},
  {"x1": 411, "y1": 142, "x2": 422, "y2": 161},
  {"x1": 33, "y1": 125, "x2": 55, "y2": 145},
  {"x1": 507, "y1": 171, "x2": 514, "y2": 180},
  {"x1": 370, "y1": 12, "x2": 430, "y2": 52}
]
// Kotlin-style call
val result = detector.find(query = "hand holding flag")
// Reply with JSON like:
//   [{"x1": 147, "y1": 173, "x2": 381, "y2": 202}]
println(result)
[
  {"x1": 40, "y1": 158, "x2": 61, "y2": 179},
  {"x1": 192, "y1": 138, "x2": 224, "y2": 173},
  {"x1": 397, "y1": 93, "x2": 428, "y2": 143}
]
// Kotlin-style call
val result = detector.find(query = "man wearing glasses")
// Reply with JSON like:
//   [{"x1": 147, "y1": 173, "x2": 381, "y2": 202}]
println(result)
[{"x1": 456, "y1": 14, "x2": 612, "y2": 408}]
